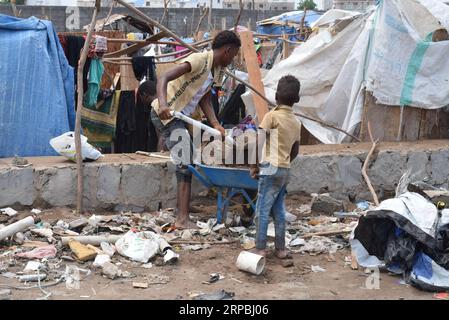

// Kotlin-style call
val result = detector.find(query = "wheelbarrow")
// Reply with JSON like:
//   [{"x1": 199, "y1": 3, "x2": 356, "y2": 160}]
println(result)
[{"x1": 188, "y1": 164, "x2": 259, "y2": 224}]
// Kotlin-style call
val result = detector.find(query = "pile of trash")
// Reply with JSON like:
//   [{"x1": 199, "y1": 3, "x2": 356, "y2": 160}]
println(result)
[{"x1": 351, "y1": 183, "x2": 449, "y2": 292}]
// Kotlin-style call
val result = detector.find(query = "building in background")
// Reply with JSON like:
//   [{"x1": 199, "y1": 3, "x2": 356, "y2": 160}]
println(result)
[
  {"x1": 223, "y1": 0, "x2": 295, "y2": 10},
  {"x1": 333, "y1": 0, "x2": 375, "y2": 11},
  {"x1": 314, "y1": 0, "x2": 332, "y2": 10}
]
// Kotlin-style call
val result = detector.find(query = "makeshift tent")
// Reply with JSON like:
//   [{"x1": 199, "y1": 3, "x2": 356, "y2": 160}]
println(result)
[
  {"x1": 0, "y1": 14, "x2": 75, "y2": 157},
  {"x1": 256, "y1": 10, "x2": 323, "y2": 40},
  {"x1": 243, "y1": 0, "x2": 449, "y2": 144}
]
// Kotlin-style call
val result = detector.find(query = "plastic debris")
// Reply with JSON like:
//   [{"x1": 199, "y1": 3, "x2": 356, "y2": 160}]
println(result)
[
  {"x1": 93, "y1": 254, "x2": 111, "y2": 268},
  {"x1": 0, "y1": 207, "x2": 17, "y2": 216},
  {"x1": 115, "y1": 230, "x2": 161, "y2": 263},
  {"x1": 15, "y1": 245, "x2": 57, "y2": 259},
  {"x1": 18, "y1": 274, "x2": 47, "y2": 282},
  {"x1": 289, "y1": 238, "x2": 306, "y2": 247},
  {"x1": 31, "y1": 209, "x2": 42, "y2": 214},
  {"x1": 193, "y1": 289, "x2": 235, "y2": 300},
  {"x1": 100, "y1": 242, "x2": 116, "y2": 257},
  {"x1": 23, "y1": 261, "x2": 41, "y2": 272},
  {"x1": 311, "y1": 265, "x2": 326, "y2": 272}
]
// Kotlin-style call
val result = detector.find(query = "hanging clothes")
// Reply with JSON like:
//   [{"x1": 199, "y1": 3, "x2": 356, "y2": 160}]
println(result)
[
  {"x1": 81, "y1": 90, "x2": 121, "y2": 151},
  {"x1": 64, "y1": 35, "x2": 91, "y2": 93},
  {"x1": 218, "y1": 84, "x2": 247, "y2": 126},
  {"x1": 114, "y1": 91, "x2": 137, "y2": 153},
  {"x1": 131, "y1": 56, "x2": 156, "y2": 82},
  {"x1": 84, "y1": 58, "x2": 105, "y2": 108}
]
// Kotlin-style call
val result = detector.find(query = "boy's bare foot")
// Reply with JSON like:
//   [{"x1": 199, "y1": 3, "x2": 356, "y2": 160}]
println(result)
[
  {"x1": 250, "y1": 248, "x2": 267, "y2": 257},
  {"x1": 274, "y1": 249, "x2": 291, "y2": 259},
  {"x1": 175, "y1": 219, "x2": 198, "y2": 230}
]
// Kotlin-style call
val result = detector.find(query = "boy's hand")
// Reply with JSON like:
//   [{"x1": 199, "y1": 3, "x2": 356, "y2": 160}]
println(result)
[
  {"x1": 212, "y1": 123, "x2": 226, "y2": 137},
  {"x1": 250, "y1": 166, "x2": 259, "y2": 179},
  {"x1": 158, "y1": 106, "x2": 172, "y2": 120}
]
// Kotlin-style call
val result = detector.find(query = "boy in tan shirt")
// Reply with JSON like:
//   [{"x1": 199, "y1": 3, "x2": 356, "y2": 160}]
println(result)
[{"x1": 250, "y1": 75, "x2": 302, "y2": 258}]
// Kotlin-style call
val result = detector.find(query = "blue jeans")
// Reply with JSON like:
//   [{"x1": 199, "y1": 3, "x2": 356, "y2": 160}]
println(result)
[{"x1": 255, "y1": 163, "x2": 290, "y2": 250}]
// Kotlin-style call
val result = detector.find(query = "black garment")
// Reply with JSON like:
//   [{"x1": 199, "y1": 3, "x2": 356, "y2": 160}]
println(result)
[
  {"x1": 131, "y1": 56, "x2": 156, "y2": 81},
  {"x1": 218, "y1": 84, "x2": 247, "y2": 126},
  {"x1": 65, "y1": 35, "x2": 91, "y2": 93},
  {"x1": 134, "y1": 95, "x2": 158, "y2": 152},
  {"x1": 115, "y1": 91, "x2": 137, "y2": 153}
]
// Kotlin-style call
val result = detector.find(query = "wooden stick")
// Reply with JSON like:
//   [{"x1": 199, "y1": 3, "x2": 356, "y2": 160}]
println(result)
[
  {"x1": 224, "y1": 70, "x2": 361, "y2": 142},
  {"x1": 115, "y1": 0, "x2": 195, "y2": 51},
  {"x1": 169, "y1": 240, "x2": 238, "y2": 245},
  {"x1": 362, "y1": 122, "x2": 380, "y2": 206},
  {"x1": 135, "y1": 151, "x2": 171, "y2": 159},
  {"x1": 233, "y1": 0, "x2": 243, "y2": 31},
  {"x1": 195, "y1": 6, "x2": 209, "y2": 36},
  {"x1": 101, "y1": 0, "x2": 116, "y2": 31},
  {"x1": 10, "y1": 0, "x2": 19, "y2": 17},
  {"x1": 303, "y1": 228, "x2": 352, "y2": 239},
  {"x1": 159, "y1": 0, "x2": 171, "y2": 25},
  {"x1": 75, "y1": 1, "x2": 100, "y2": 215}
]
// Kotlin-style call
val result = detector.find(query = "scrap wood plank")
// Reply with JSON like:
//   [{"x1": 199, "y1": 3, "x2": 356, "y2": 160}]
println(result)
[
  {"x1": 239, "y1": 30, "x2": 269, "y2": 123},
  {"x1": 104, "y1": 31, "x2": 167, "y2": 58}
]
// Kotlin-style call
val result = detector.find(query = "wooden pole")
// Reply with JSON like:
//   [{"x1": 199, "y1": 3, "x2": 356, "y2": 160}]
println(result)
[
  {"x1": 239, "y1": 30, "x2": 269, "y2": 122},
  {"x1": 115, "y1": 0, "x2": 195, "y2": 51},
  {"x1": 75, "y1": 0, "x2": 100, "y2": 215},
  {"x1": 233, "y1": 0, "x2": 243, "y2": 31},
  {"x1": 362, "y1": 122, "x2": 380, "y2": 206}
]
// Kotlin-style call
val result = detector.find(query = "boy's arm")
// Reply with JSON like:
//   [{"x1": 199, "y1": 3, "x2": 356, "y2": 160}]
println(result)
[
  {"x1": 290, "y1": 141, "x2": 300, "y2": 163},
  {"x1": 156, "y1": 62, "x2": 191, "y2": 120},
  {"x1": 198, "y1": 91, "x2": 225, "y2": 136},
  {"x1": 250, "y1": 113, "x2": 272, "y2": 179}
]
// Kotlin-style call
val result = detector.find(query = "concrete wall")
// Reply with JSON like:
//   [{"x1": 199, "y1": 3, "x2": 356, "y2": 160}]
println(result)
[
  {"x1": 1, "y1": 142, "x2": 449, "y2": 211},
  {"x1": 0, "y1": 5, "x2": 288, "y2": 36}
]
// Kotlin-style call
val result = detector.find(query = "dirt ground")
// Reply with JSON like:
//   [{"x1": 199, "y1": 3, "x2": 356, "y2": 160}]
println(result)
[{"x1": 0, "y1": 196, "x2": 436, "y2": 300}]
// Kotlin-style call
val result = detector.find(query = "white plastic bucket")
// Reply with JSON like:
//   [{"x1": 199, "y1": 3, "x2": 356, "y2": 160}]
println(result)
[{"x1": 236, "y1": 251, "x2": 265, "y2": 275}]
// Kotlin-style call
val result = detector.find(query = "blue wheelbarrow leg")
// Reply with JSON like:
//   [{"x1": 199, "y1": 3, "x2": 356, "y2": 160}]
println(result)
[
  {"x1": 216, "y1": 188, "x2": 225, "y2": 223},
  {"x1": 187, "y1": 164, "x2": 213, "y2": 189}
]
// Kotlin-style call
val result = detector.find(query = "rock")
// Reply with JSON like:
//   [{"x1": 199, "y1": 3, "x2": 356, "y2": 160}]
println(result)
[
  {"x1": 285, "y1": 211, "x2": 297, "y2": 223},
  {"x1": 68, "y1": 239, "x2": 97, "y2": 262},
  {"x1": 101, "y1": 262, "x2": 120, "y2": 279},
  {"x1": 93, "y1": 254, "x2": 111, "y2": 268},
  {"x1": 68, "y1": 218, "x2": 89, "y2": 231},
  {"x1": 311, "y1": 194, "x2": 344, "y2": 215},
  {"x1": 282, "y1": 260, "x2": 294, "y2": 268},
  {"x1": 218, "y1": 228, "x2": 229, "y2": 236},
  {"x1": 181, "y1": 230, "x2": 193, "y2": 240},
  {"x1": 133, "y1": 282, "x2": 149, "y2": 289}
]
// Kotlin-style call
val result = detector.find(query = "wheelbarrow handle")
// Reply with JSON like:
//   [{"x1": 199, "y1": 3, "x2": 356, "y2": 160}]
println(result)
[{"x1": 187, "y1": 165, "x2": 213, "y2": 189}]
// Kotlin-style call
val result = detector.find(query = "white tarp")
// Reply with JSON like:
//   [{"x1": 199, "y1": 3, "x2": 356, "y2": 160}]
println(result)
[
  {"x1": 310, "y1": 9, "x2": 360, "y2": 28},
  {"x1": 366, "y1": 0, "x2": 449, "y2": 109},
  {"x1": 242, "y1": 0, "x2": 449, "y2": 144}
]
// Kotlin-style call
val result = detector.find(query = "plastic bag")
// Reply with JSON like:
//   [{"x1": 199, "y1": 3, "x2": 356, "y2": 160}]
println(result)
[
  {"x1": 49, "y1": 131, "x2": 103, "y2": 162},
  {"x1": 115, "y1": 230, "x2": 161, "y2": 263}
]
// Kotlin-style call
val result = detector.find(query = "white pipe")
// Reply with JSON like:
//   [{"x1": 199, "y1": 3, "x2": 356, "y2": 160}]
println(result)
[
  {"x1": 0, "y1": 216, "x2": 35, "y2": 241},
  {"x1": 171, "y1": 111, "x2": 235, "y2": 146},
  {"x1": 61, "y1": 235, "x2": 121, "y2": 246}
]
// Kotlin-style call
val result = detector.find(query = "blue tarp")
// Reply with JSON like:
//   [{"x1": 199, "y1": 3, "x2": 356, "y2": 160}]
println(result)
[
  {"x1": 0, "y1": 14, "x2": 75, "y2": 157},
  {"x1": 256, "y1": 10, "x2": 323, "y2": 40}
]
